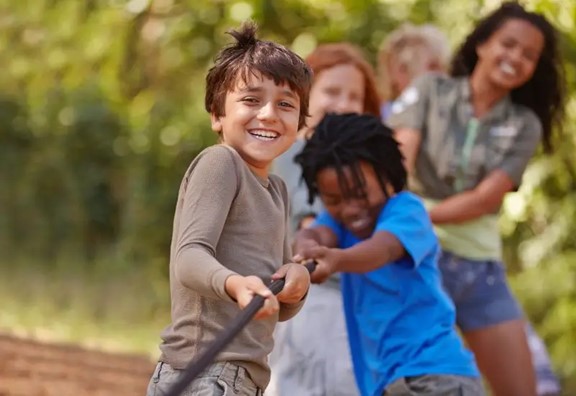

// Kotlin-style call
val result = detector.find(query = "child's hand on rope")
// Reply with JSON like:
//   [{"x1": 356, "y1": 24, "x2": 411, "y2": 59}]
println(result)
[
  {"x1": 224, "y1": 275, "x2": 279, "y2": 319},
  {"x1": 293, "y1": 246, "x2": 341, "y2": 284},
  {"x1": 271, "y1": 263, "x2": 311, "y2": 305}
]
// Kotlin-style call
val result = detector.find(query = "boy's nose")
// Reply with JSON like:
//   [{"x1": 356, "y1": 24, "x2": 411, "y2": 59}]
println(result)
[
  {"x1": 341, "y1": 200, "x2": 363, "y2": 218},
  {"x1": 257, "y1": 102, "x2": 278, "y2": 121}
]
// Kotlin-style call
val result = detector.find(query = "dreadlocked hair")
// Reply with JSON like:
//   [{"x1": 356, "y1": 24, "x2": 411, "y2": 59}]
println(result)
[{"x1": 295, "y1": 113, "x2": 407, "y2": 205}]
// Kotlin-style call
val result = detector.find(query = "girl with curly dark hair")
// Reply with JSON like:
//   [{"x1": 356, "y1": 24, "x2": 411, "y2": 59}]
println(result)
[{"x1": 388, "y1": 2, "x2": 566, "y2": 395}]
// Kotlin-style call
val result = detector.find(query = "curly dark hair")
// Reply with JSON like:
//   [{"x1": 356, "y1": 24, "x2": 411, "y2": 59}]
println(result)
[
  {"x1": 295, "y1": 113, "x2": 406, "y2": 205},
  {"x1": 451, "y1": 1, "x2": 566, "y2": 153},
  {"x1": 205, "y1": 22, "x2": 313, "y2": 129}
]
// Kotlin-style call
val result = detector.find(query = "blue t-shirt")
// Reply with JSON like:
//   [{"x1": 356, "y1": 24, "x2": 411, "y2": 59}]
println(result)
[{"x1": 314, "y1": 191, "x2": 478, "y2": 396}]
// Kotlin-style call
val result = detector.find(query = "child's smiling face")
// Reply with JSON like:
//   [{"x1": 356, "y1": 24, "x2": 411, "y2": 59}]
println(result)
[
  {"x1": 307, "y1": 64, "x2": 365, "y2": 129},
  {"x1": 475, "y1": 18, "x2": 544, "y2": 92},
  {"x1": 316, "y1": 160, "x2": 390, "y2": 239},
  {"x1": 211, "y1": 71, "x2": 300, "y2": 178}
]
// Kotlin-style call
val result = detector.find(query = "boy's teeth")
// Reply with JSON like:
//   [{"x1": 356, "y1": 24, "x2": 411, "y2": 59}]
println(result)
[
  {"x1": 351, "y1": 218, "x2": 369, "y2": 228},
  {"x1": 250, "y1": 130, "x2": 278, "y2": 139}
]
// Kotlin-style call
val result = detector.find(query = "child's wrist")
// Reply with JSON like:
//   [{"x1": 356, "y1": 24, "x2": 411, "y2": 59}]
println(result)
[
  {"x1": 329, "y1": 248, "x2": 344, "y2": 273},
  {"x1": 224, "y1": 274, "x2": 242, "y2": 302}
]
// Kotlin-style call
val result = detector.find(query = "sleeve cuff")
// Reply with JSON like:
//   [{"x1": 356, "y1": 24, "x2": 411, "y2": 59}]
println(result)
[{"x1": 211, "y1": 268, "x2": 240, "y2": 303}]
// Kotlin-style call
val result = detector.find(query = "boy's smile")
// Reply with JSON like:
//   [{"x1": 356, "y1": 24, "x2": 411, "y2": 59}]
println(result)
[
  {"x1": 211, "y1": 72, "x2": 300, "y2": 178},
  {"x1": 317, "y1": 161, "x2": 388, "y2": 239}
]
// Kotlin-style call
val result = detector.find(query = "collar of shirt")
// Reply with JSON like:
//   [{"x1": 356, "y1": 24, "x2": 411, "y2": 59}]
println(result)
[{"x1": 456, "y1": 77, "x2": 513, "y2": 125}]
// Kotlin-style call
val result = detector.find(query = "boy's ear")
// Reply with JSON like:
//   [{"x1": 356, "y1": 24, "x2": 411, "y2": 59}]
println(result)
[{"x1": 210, "y1": 113, "x2": 222, "y2": 133}]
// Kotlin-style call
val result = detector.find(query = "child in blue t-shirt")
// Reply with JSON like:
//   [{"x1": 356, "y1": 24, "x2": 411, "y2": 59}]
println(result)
[{"x1": 292, "y1": 113, "x2": 483, "y2": 396}]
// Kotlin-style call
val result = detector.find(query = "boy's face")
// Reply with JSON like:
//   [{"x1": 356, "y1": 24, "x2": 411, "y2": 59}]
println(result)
[
  {"x1": 316, "y1": 161, "x2": 389, "y2": 239},
  {"x1": 211, "y1": 72, "x2": 300, "y2": 177}
]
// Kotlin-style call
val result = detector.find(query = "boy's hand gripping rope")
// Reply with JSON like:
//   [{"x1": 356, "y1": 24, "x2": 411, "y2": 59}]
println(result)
[{"x1": 165, "y1": 260, "x2": 317, "y2": 396}]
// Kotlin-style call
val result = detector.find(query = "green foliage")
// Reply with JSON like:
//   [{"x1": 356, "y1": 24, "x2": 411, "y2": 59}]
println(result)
[{"x1": 0, "y1": 0, "x2": 575, "y2": 391}]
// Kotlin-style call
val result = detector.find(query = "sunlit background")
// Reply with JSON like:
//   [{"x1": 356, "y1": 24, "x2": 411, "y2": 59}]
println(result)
[{"x1": 0, "y1": 0, "x2": 574, "y2": 393}]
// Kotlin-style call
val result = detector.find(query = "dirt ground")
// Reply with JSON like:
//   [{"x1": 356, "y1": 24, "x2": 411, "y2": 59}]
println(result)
[{"x1": 0, "y1": 333, "x2": 155, "y2": 396}]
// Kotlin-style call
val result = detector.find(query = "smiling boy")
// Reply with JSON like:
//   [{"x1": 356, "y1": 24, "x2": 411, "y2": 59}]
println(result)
[
  {"x1": 293, "y1": 113, "x2": 483, "y2": 396},
  {"x1": 146, "y1": 23, "x2": 313, "y2": 396}
]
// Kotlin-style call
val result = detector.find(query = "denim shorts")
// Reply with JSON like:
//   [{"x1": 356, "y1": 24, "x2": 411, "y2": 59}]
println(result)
[
  {"x1": 146, "y1": 361, "x2": 263, "y2": 396},
  {"x1": 384, "y1": 375, "x2": 485, "y2": 395},
  {"x1": 438, "y1": 250, "x2": 524, "y2": 331}
]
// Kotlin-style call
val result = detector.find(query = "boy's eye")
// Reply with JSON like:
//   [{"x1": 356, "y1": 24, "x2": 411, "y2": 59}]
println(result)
[
  {"x1": 279, "y1": 100, "x2": 296, "y2": 109},
  {"x1": 240, "y1": 97, "x2": 259, "y2": 104}
]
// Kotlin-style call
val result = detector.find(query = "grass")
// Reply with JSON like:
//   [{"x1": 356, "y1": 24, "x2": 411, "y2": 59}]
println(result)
[{"x1": 0, "y1": 254, "x2": 171, "y2": 358}]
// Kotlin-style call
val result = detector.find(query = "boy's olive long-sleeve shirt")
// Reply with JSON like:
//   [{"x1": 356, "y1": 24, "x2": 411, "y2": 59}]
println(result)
[{"x1": 159, "y1": 144, "x2": 304, "y2": 389}]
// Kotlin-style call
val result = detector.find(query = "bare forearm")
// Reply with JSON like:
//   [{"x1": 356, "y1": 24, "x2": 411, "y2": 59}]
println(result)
[
  {"x1": 293, "y1": 225, "x2": 337, "y2": 251},
  {"x1": 429, "y1": 191, "x2": 498, "y2": 224},
  {"x1": 430, "y1": 192, "x2": 488, "y2": 224},
  {"x1": 293, "y1": 228, "x2": 322, "y2": 252},
  {"x1": 430, "y1": 169, "x2": 513, "y2": 224},
  {"x1": 332, "y1": 232, "x2": 404, "y2": 273}
]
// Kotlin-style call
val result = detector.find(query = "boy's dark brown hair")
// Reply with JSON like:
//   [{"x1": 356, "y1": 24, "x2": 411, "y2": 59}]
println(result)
[{"x1": 205, "y1": 22, "x2": 313, "y2": 129}]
